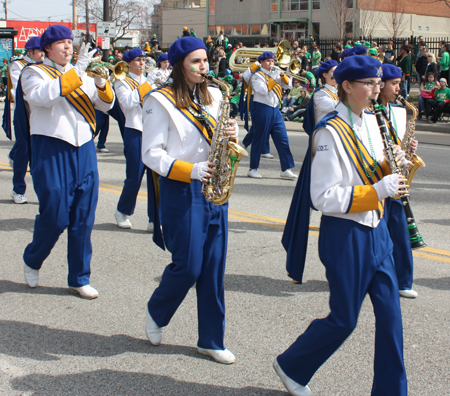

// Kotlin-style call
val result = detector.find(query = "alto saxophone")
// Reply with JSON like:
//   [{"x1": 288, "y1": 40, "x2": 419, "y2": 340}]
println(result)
[
  {"x1": 395, "y1": 95, "x2": 426, "y2": 187},
  {"x1": 201, "y1": 74, "x2": 248, "y2": 205}
]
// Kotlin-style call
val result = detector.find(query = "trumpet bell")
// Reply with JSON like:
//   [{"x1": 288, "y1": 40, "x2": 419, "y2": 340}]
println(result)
[
  {"x1": 289, "y1": 59, "x2": 301, "y2": 74},
  {"x1": 110, "y1": 61, "x2": 129, "y2": 81},
  {"x1": 276, "y1": 40, "x2": 292, "y2": 65}
]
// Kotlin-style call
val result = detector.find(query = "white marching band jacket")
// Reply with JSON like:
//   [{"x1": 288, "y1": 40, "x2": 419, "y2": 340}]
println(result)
[
  {"x1": 21, "y1": 58, "x2": 115, "y2": 147},
  {"x1": 9, "y1": 55, "x2": 33, "y2": 100},
  {"x1": 141, "y1": 85, "x2": 239, "y2": 184},
  {"x1": 313, "y1": 84, "x2": 339, "y2": 124},
  {"x1": 311, "y1": 102, "x2": 390, "y2": 228},
  {"x1": 146, "y1": 68, "x2": 171, "y2": 88},
  {"x1": 114, "y1": 71, "x2": 152, "y2": 131}
]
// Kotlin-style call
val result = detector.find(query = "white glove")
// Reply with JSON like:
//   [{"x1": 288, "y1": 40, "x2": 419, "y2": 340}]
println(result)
[
  {"x1": 73, "y1": 43, "x2": 97, "y2": 78},
  {"x1": 90, "y1": 66, "x2": 106, "y2": 88},
  {"x1": 190, "y1": 161, "x2": 211, "y2": 181},
  {"x1": 373, "y1": 174, "x2": 399, "y2": 200},
  {"x1": 383, "y1": 145, "x2": 413, "y2": 171}
]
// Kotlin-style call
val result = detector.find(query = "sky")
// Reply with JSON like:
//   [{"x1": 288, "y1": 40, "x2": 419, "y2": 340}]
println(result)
[{"x1": 7, "y1": 0, "x2": 75, "y2": 22}]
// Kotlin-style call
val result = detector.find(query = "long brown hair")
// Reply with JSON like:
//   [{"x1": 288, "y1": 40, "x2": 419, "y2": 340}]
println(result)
[{"x1": 171, "y1": 55, "x2": 213, "y2": 109}]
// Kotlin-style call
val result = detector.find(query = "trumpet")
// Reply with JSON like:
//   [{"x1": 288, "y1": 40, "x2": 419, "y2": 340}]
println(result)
[{"x1": 71, "y1": 52, "x2": 129, "y2": 81}]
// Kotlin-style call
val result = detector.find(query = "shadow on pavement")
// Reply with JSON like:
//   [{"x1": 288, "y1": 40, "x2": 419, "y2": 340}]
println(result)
[
  {"x1": 10, "y1": 369, "x2": 286, "y2": 395},
  {"x1": 0, "y1": 320, "x2": 202, "y2": 362},
  {"x1": 224, "y1": 275, "x2": 328, "y2": 297},
  {"x1": 414, "y1": 277, "x2": 450, "y2": 291},
  {"x1": 0, "y1": 217, "x2": 35, "y2": 231},
  {"x1": 0, "y1": 280, "x2": 68, "y2": 296}
]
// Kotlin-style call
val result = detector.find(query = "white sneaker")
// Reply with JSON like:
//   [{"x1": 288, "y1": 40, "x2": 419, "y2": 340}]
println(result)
[
  {"x1": 261, "y1": 153, "x2": 274, "y2": 159},
  {"x1": 198, "y1": 347, "x2": 235, "y2": 364},
  {"x1": 7, "y1": 154, "x2": 13, "y2": 168},
  {"x1": 97, "y1": 147, "x2": 110, "y2": 153},
  {"x1": 147, "y1": 222, "x2": 154, "y2": 233},
  {"x1": 399, "y1": 289, "x2": 418, "y2": 298},
  {"x1": 273, "y1": 358, "x2": 312, "y2": 396},
  {"x1": 247, "y1": 169, "x2": 262, "y2": 179},
  {"x1": 11, "y1": 191, "x2": 28, "y2": 204},
  {"x1": 114, "y1": 210, "x2": 132, "y2": 229},
  {"x1": 280, "y1": 169, "x2": 298, "y2": 179},
  {"x1": 23, "y1": 263, "x2": 39, "y2": 288},
  {"x1": 69, "y1": 285, "x2": 99, "y2": 299},
  {"x1": 145, "y1": 309, "x2": 162, "y2": 346}
]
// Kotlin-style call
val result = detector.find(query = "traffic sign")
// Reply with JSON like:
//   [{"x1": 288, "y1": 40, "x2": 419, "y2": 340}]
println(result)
[{"x1": 97, "y1": 22, "x2": 116, "y2": 38}]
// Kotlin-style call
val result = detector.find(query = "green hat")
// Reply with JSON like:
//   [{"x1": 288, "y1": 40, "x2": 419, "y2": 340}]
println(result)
[
  {"x1": 108, "y1": 56, "x2": 114, "y2": 60},
  {"x1": 368, "y1": 48, "x2": 377, "y2": 56},
  {"x1": 354, "y1": 41, "x2": 362, "y2": 46},
  {"x1": 364, "y1": 42, "x2": 371, "y2": 48},
  {"x1": 344, "y1": 44, "x2": 352, "y2": 49},
  {"x1": 153, "y1": 34, "x2": 156, "y2": 37},
  {"x1": 16, "y1": 49, "x2": 22, "y2": 53},
  {"x1": 222, "y1": 75, "x2": 233, "y2": 83}
]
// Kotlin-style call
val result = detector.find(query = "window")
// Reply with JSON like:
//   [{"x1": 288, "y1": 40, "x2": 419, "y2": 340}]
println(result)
[
  {"x1": 313, "y1": 1, "x2": 320, "y2": 9},
  {"x1": 345, "y1": 22, "x2": 353, "y2": 36},
  {"x1": 282, "y1": 0, "x2": 289, "y2": 11},
  {"x1": 271, "y1": 0, "x2": 278, "y2": 12},
  {"x1": 209, "y1": 0, "x2": 215, "y2": 15},
  {"x1": 312, "y1": 22, "x2": 320, "y2": 37},
  {"x1": 300, "y1": 0, "x2": 308, "y2": 10},
  {"x1": 224, "y1": 25, "x2": 232, "y2": 35},
  {"x1": 242, "y1": 25, "x2": 249, "y2": 35},
  {"x1": 347, "y1": 0, "x2": 353, "y2": 8},
  {"x1": 290, "y1": 0, "x2": 300, "y2": 10},
  {"x1": 233, "y1": 25, "x2": 243, "y2": 35},
  {"x1": 261, "y1": 24, "x2": 269, "y2": 35},
  {"x1": 252, "y1": 25, "x2": 261, "y2": 35},
  {"x1": 209, "y1": 26, "x2": 215, "y2": 36},
  {"x1": 215, "y1": 26, "x2": 223, "y2": 35}
]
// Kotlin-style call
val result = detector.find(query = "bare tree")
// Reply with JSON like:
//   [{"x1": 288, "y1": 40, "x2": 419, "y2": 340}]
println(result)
[
  {"x1": 76, "y1": 0, "x2": 151, "y2": 43},
  {"x1": 357, "y1": 0, "x2": 378, "y2": 39},
  {"x1": 326, "y1": 0, "x2": 354, "y2": 40},
  {"x1": 381, "y1": 0, "x2": 408, "y2": 41}
]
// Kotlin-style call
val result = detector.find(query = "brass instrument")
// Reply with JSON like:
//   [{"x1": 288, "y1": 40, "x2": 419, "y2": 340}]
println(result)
[
  {"x1": 71, "y1": 53, "x2": 129, "y2": 81},
  {"x1": 201, "y1": 74, "x2": 248, "y2": 205},
  {"x1": 372, "y1": 100, "x2": 426, "y2": 250},
  {"x1": 396, "y1": 95, "x2": 426, "y2": 188},
  {"x1": 377, "y1": 53, "x2": 385, "y2": 63},
  {"x1": 229, "y1": 40, "x2": 292, "y2": 72},
  {"x1": 271, "y1": 62, "x2": 310, "y2": 84}
]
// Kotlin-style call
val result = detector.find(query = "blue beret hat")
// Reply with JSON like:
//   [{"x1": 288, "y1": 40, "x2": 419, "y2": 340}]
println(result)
[
  {"x1": 340, "y1": 48, "x2": 349, "y2": 59},
  {"x1": 40, "y1": 25, "x2": 74, "y2": 51},
  {"x1": 25, "y1": 36, "x2": 41, "y2": 50},
  {"x1": 157, "y1": 53, "x2": 169, "y2": 63},
  {"x1": 168, "y1": 37, "x2": 207, "y2": 65},
  {"x1": 123, "y1": 48, "x2": 145, "y2": 63},
  {"x1": 258, "y1": 51, "x2": 275, "y2": 62},
  {"x1": 381, "y1": 64, "x2": 402, "y2": 81},
  {"x1": 348, "y1": 46, "x2": 367, "y2": 56},
  {"x1": 317, "y1": 60, "x2": 338, "y2": 79},
  {"x1": 334, "y1": 55, "x2": 383, "y2": 84}
]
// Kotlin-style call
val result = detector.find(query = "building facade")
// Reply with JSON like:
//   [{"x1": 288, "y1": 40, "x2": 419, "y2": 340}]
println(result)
[{"x1": 207, "y1": 0, "x2": 450, "y2": 42}]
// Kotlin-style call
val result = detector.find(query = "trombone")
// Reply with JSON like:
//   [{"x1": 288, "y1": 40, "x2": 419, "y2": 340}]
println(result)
[
  {"x1": 71, "y1": 52, "x2": 130, "y2": 81},
  {"x1": 271, "y1": 60, "x2": 309, "y2": 84}
]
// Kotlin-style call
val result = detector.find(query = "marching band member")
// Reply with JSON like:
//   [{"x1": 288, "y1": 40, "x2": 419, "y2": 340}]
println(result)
[
  {"x1": 378, "y1": 63, "x2": 418, "y2": 299},
  {"x1": 141, "y1": 37, "x2": 237, "y2": 364},
  {"x1": 6, "y1": 36, "x2": 43, "y2": 204},
  {"x1": 146, "y1": 53, "x2": 171, "y2": 87},
  {"x1": 113, "y1": 48, "x2": 155, "y2": 230},
  {"x1": 275, "y1": 56, "x2": 408, "y2": 395},
  {"x1": 243, "y1": 51, "x2": 296, "y2": 179},
  {"x1": 19, "y1": 25, "x2": 114, "y2": 298}
]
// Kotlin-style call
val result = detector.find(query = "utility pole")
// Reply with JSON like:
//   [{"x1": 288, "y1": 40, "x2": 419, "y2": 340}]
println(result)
[
  {"x1": 4, "y1": 0, "x2": 7, "y2": 21},
  {"x1": 85, "y1": 0, "x2": 90, "y2": 45},
  {"x1": 73, "y1": 0, "x2": 77, "y2": 30},
  {"x1": 102, "y1": 0, "x2": 110, "y2": 61}
]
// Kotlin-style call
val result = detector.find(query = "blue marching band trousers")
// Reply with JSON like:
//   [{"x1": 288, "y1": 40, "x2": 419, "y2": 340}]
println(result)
[
  {"x1": 277, "y1": 215, "x2": 407, "y2": 396},
  {"x1": 148, "y1": 178, "x2": 228, "y2": 350},
  {"x1": 249, "y1": 101, "x2": 295, "y2": 171},
  {"x1": 23, "y1": 135, "x2": 99, "y2": 288},
  {"x1": 117, "y1": 127, "x2": 154, "y2": 222}
]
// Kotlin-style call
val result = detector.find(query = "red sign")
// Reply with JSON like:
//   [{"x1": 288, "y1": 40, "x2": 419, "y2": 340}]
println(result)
[{"x1": 6, "y1": 20, "x2": 97, "y2": 49}]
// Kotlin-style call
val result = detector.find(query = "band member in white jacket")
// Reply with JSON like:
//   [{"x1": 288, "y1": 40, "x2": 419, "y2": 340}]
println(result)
[
  {"x1": 141, "y1": 37, "x2": 238, "y2": 364},
  {"x1": 20, "y1": 25, "x2": 115, "y2": 299}
]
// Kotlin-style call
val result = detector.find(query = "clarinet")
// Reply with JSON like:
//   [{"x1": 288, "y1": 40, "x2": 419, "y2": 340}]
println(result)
[{"x1": 371, "y1": 100, "x2": 426, "y2": 250}]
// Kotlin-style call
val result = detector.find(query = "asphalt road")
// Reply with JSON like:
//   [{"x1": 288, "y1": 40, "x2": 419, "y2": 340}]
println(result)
[{"x1": 0, "y1": 117, "x2": 449, "y2": 396}]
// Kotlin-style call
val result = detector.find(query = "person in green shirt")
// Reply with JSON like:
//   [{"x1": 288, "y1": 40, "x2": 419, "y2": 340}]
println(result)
[
  {"x1": 438, "y1": 43, "x2": 450, "y2": 83},
  {"x1": 189, "y1": 28, "x2": 197, "y2": 37},
  {"x1": 398, "y1": 45, "x2": 412, "y2": 99},
  {"x1": 419, "y1": 72, "x2": 439, "y2": 117},
  {"x1": 311, "y1": 46, "x2": 321, "y2": 76},
  {"x1": 426, "y1": 77, "x2": 450, "y2": 122},
  {"x1": 1, "y1": 58, "x2": 8, "y2": 99},
  {"x1": 300, "y1": 69, "x2": 316, "y2": 93},
  {"x1": 281, "y1": 78, "x2": 303, "y2": 111}
]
